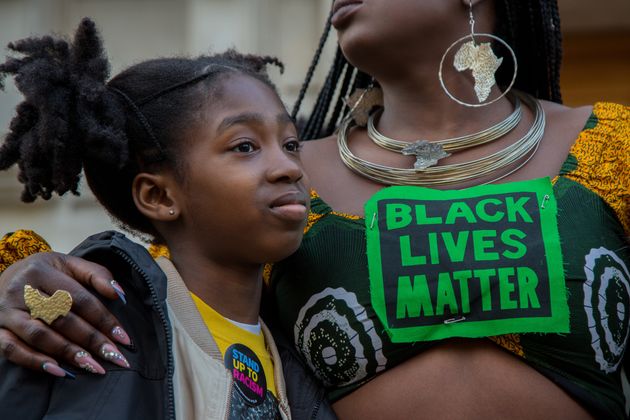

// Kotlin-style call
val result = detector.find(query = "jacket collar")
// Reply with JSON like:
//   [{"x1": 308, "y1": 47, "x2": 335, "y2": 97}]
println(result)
[
  {"x1": 156, "y1": 256, "x2": 223, "y2": 360},
  {"x1": 70, "y1": 231, "x2": 168, "y2": 303},
  {"x1": 156, "y1": 256, "x2": 290, "y2": 417}
]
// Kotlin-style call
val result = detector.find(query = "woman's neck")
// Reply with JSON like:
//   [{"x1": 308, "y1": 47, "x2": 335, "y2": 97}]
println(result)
[
  {"x1": 354, "y1": 0, "x2": 505, "y2": 140},
  {"x1": 374, "y1": 70, "x2": 514, "y2": 142},
  {"x1": 168, "y1": 247, "x2": 263, "y2": 325}
]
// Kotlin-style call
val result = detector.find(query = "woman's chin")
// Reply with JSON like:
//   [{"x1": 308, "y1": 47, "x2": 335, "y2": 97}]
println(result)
[{"x1": 338, "y1": 31, "x2": 386, "y2": 72}]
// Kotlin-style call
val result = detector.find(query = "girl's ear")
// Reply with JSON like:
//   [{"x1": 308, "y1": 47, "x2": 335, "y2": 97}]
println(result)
[{"x1": 132, "y1": 172, "x2": 180, "y2": 221}]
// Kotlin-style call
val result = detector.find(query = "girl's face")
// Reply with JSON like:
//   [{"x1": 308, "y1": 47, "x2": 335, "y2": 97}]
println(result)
[{"x1": 172, "y1": 74, "x2": 309, "y2": 265}]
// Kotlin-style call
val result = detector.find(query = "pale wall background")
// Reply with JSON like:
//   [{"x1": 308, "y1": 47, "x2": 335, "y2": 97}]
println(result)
[{"x1": 0, "y1": 0, "x2": 628, "y2": 251}]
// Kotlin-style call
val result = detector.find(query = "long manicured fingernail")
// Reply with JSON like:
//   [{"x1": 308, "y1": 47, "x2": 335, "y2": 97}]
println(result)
[
  {"x1": 111, "y1": 326, "x2": 131, "y2": 346},
  {"x1": 42, "y1": 362, "x2": 76, "y2": 379},
  {"x1": 99, "y1": 343, "x2": 130, "y2": 368},
  {"x1": 74, "y1": 351, "x2": 106, "y2": 375},
  {"x1": 110, "y1": 280, "x2": 127, "y2": 304}
]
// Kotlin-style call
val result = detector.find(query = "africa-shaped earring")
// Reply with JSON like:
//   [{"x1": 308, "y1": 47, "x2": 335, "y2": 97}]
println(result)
[
  {"x1": 438, "y1": 0, "x2": 517, "y2": 107},
  {"x1": 344, "y1": 81, "x2": 383, "y2": 127}
]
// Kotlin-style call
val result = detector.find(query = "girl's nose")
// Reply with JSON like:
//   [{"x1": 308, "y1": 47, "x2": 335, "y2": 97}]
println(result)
[{"x1": 267, "y1": 148, "x2": 304, "y2": 184}]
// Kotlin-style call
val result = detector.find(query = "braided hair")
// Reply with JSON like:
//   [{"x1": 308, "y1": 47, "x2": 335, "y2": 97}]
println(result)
[
  {"x1": 296, "y1": 0, "x2": 563, "y2": 140},
  {"x1": 0, "y1": 18, "x2": 283, "y2": 240}
]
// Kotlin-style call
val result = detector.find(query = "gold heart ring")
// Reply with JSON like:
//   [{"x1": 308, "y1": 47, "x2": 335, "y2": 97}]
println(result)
[{"x1": 24, "y1": 285, "x2": 73, "y2": 325}]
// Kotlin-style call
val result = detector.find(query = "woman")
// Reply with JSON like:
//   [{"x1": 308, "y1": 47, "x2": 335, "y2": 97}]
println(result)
[
  {"x1": 271, "y1": 1, "x2": 629, "y2": 419},
  {"x1": 1, "y1": 0, "x2": 628, "y2": 418},
  {"x1": 0, "y1": 17, "x2": 333, "y2": 419}
]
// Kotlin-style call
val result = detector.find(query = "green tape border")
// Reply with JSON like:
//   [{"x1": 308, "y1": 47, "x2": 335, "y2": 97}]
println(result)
[{"x1": 364, "y1": 177, "x2": 569, "y2": 343}]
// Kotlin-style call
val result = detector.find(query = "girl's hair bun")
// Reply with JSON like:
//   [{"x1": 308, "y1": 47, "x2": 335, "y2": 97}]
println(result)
[{"x1": 0, "y1": 17, "x2": 128, "y2": 202}]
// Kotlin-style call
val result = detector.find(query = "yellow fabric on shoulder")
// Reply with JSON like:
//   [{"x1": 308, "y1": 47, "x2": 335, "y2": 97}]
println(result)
[
  {"x1": 149, "y1": 243, "x2": 170, "y2": 259},
  {"x1": 0, "y1": 230, "x2": 52, "y2": 272},
  {"x1": 565, "y1": 102, "x2": 630, "y2": 235},
  {"x1": 190, "y1": 292, "x2": 277, "y2": 398}
]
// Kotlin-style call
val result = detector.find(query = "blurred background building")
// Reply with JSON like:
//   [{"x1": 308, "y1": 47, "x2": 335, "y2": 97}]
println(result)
[{"x1": 1, "y1": 0, "x2": 629, "y2": 251}]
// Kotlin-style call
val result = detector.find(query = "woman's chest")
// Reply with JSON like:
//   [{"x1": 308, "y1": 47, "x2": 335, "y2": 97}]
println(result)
[{"x1": 272, "y1": 180, "x2": 630, "y2": 395}]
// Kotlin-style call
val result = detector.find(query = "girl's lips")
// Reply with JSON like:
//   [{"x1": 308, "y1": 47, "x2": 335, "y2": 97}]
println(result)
[
  {"x1": 269, "y1": 191, "x2": 308, "y2": 223},
  {"x1": 270, "y1": 203, "x2": 308, "y2": 223},
  {"x1": 331, "y1": 1, "x2": 363, "y2": 28}
]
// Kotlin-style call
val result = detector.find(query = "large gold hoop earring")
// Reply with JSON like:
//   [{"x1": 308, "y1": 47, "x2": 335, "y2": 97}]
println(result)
[{"x1": 438, "y1": 0, "x2": 517, "y2": 107}]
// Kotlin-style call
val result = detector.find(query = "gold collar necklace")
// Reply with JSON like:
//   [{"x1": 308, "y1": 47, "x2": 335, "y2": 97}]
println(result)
[
  {"x1": 367, "y1": 91, "x2": 522, "y2": 170},
  {"x1": 337, "y1": 91, "x2": 545, "y2": 187}
]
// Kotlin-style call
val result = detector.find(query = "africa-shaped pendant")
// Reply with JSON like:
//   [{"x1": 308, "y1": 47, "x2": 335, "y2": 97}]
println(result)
[
  {"x1": 453, "y1": 40, "x2": 503, "y2": 103},
  {"x1": 401, "y1": 141, "x2": 451, "y2": 170}
]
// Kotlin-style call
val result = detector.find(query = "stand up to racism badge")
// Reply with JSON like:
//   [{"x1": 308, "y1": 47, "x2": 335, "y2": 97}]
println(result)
[
  {"x1": 364, "y1": 177, "x2": 569, "y2": 343},
  {"x1": 225, "y1": 344, "x2": 267, "y2": 406}
]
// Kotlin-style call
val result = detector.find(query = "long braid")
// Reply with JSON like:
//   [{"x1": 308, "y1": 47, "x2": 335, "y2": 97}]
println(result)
[
  {"x1": 546, "y1": 2, "x2": 563, "y2": 102},
  {"x1": 539, "y1": 2, "x2": 554, "y2": 99},
  {"x1": 298, "y1": 46, "x2": 374, "y2": 140},
  {"x1": 496, "y1": 0, "x2": 562, "y2": 102},
  {"x1": 313, "y1": 50, "x2": 346, "y2": 134},
  {"x1": 325, "y1": 63, "x2": 356, "y2": 135},
  {"x1": 291, "y1": 5, "x2": 334, "y2": 120},
  {"x1": 538, "y1": 0, "x2": 563, "y2": 102},
  {"x1": 301, "y1": 47, "x2": 344, "y2": 139}
]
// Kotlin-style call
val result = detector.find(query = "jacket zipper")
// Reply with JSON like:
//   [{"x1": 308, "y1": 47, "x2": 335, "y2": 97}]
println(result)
[
  {"x1": 223, "y1": 377, "x2": 234, "y2": 420},
  {"x1": 310, "y1": 398, "x2": 322, "y2": 420},
  {"x1": 113, "y1": 247, "x2": 176, "y2": 420}
]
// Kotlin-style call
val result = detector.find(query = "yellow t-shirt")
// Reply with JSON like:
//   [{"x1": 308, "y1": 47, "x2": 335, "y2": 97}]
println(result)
[{"x1": 190, "y1": 293, "x2": 277, "y2": 401}]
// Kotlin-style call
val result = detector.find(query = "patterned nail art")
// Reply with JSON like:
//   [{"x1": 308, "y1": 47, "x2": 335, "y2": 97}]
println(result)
[
  {"x1": 74, "y1": 351, "x2": 105, "y2": 374},
  {"x1": 42, "y1": 362, "x2": 76, "y2": 379},
  {"x1": 110, "y1": 280, "x2": 127, "y2": 304},
  {"x1": 99, "y1": 343, "x2": 130, "y2": 368},
  {"x1": 111, "y1": 326, "x2": 131, "y2": 346}
]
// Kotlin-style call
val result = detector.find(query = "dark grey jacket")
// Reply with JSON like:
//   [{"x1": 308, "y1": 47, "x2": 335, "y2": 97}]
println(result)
[{"x1": 0, "y1": 231, "x2": 335, "y2": 420}]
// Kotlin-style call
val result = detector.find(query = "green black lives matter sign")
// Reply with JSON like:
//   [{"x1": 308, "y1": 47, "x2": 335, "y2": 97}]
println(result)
[{"x1": 365, "y1": 177, "x2": 569, "y2": 343}]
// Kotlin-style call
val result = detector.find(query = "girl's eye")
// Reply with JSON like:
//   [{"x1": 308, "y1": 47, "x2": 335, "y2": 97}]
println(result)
[
  {"x1": 284, "y1": 139, "x2": 302, "y2": 152},
  {"x1": 232, "y1": 142, "x2": 255, "y2": 153}
]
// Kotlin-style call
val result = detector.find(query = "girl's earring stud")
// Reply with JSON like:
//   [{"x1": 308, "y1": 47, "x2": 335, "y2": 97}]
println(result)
[{"x1": 168, "y1": 209, "x2": 175, "y2": 216}]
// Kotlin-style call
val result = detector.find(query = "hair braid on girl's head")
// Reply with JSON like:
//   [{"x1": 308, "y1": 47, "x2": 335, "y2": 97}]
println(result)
[
  {"x1": 214, "y1": 49, "x2": 284, "y2": 84},
  {"x1": 244, "y1": 54, "x2": 285, "y2": 75}
]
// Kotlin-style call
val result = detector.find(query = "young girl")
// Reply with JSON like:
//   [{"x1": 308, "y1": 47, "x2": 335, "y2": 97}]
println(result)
[
  {"x1": 0, "y1": 18, "x2": 313, "y2": 419},
  {"x1": 1, "y1": 1, "x2": 629, "y2": 419}
]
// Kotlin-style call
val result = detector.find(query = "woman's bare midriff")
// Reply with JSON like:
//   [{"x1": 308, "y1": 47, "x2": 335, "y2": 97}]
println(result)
[{"x1": 332, "y1": 338, "x2": 593, "y2": 420}]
